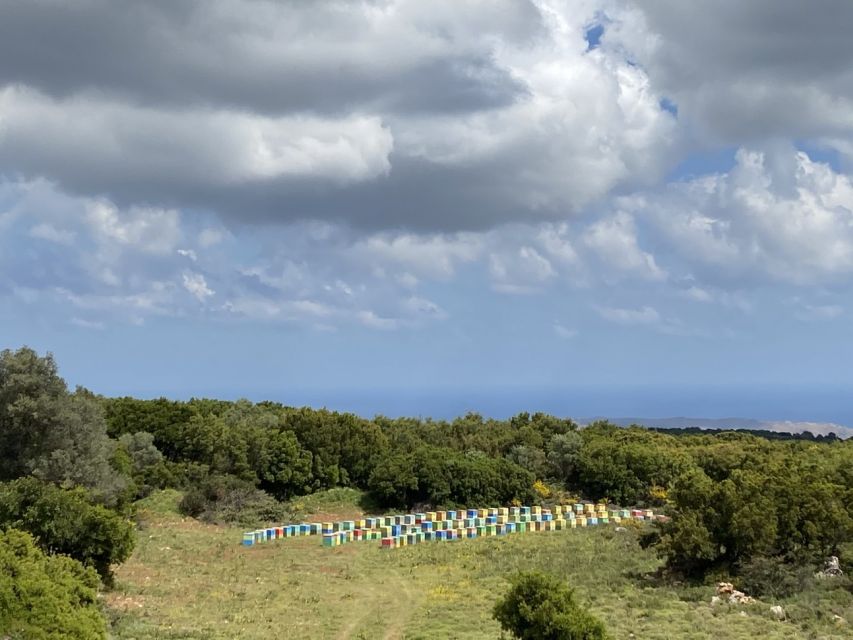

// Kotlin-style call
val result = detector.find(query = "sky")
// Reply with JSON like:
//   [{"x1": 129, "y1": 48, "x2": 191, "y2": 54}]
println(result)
[{"x1": 2, "y1": 1, "x2": 853, "y2": 424}]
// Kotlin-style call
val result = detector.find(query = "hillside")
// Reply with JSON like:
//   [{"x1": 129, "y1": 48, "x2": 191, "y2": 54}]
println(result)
[{"x1": 105, "y1": 490, "x2": 853, "y2": 640}]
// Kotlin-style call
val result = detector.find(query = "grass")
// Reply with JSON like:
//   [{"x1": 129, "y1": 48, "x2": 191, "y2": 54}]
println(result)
[{"x1": 107, "y1": 490, "x2": 853, "y2": 639}]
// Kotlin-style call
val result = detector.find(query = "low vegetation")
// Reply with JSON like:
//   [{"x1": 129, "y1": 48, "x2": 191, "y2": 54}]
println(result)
[{"x1": 1, "y1": 345, "x2": 851, "y2": 638}]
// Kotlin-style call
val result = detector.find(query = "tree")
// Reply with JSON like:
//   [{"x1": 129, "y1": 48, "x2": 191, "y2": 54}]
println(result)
[
  {"x1": 0, "y1": 529, "x2": 106, "y2": 639},
  {"x1": 547, "y1": 432, "x2": 583, "y2": 481},
  {"x1": 0, "y1": 478, "x2": 135, "y2": 584},
  {"x1": 493, "y1": 572, "x2": 609, "y2": 640},
  {"x1": 0, "y1": 348, "x2": 127, "y2": 506}
]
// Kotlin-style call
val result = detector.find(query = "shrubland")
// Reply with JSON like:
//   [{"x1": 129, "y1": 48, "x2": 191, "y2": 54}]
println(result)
[{"x1": 1, "y1": 345, "x2": 852, "y2": 637}]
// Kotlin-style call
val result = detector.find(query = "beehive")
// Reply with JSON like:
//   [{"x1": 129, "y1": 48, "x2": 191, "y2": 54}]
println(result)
[{"x1": 242, "y1": 532, "x2": 254, "y2": 546}]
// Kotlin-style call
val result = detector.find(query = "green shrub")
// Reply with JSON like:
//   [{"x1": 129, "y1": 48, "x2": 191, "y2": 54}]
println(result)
[
  {"x1": 736, "y1": 556, "x2": 815, "y2": 598},
  {"x1": 493, "y1": 571, "x2": 609, "y2": 640},
  {"x1": 0, "y1": 478, "x2": 134, "y2": 584},
  {"x1": 178, "y1": 475, "x2": 289, "y2": 526},
  {"x1": 0, "y1": 528, "x2": 106, "y2": 639}
]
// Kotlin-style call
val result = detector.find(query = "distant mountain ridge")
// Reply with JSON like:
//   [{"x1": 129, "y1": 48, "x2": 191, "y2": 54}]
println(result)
[{"x1": 578, "y1": 416, "x2": 853, "y2": 439}]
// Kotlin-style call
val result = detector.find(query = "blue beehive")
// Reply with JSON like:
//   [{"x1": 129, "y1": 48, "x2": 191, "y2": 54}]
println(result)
[
  {"x1": 242, "y1": 532, "x2": 254, "y2": 546},
  {"x1": 446, "y1": 510, "x2": 457, "y2": 520},
  {"x1": 421, "y1": 521, "x2": 433, "y2": 531},
  {"x1": 436, "y1": 530, "x2": 447, "y2": 541}
]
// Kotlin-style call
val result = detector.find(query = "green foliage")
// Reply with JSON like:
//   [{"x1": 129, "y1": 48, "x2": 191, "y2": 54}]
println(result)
[
  {"x1": 658, "y1": 458, "x2": 853, "y2": 580},
  {"x1": 368, "y1": 446, "x2": 535, "y2": 509},
  {"x1": 493, "y1": 571, "x2": 609, "y2": 640},
  {"x1": 736, "y1": 556, "x2": 815, "y2": 599},
  {"x1": 0, "y1": 528, "x2": 106, "y2": 639},
  {"x1": 0, "y1": 347, "x2": 129, "y2": 507},
  {"x1": 177, "y1": 474, "x2": 289, "y2": 526},
  {"x1": 0, "y1": 477, "x2": 135, "y2": 584}
]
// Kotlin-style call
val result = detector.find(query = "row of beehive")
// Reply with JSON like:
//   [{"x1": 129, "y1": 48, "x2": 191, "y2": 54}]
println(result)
[{"x1": 243, "y1": 505, "x2": 655, "y2": 546}]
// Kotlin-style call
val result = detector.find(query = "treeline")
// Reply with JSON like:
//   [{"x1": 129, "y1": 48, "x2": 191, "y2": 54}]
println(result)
[
  {"x1": 647, "y1": 426, "x2": 841, "y2": 442},
  {"x1": 2, "y1": 347, "x2": 852, "y2": 638}
]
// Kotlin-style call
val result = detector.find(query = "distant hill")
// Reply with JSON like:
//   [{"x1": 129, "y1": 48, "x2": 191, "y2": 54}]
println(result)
[{"x1": 578, "y1": 416, "x2": 852, "y2": 440}]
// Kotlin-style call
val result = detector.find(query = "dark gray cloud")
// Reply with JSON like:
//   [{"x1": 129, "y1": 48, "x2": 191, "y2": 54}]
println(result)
[
  {"x1": 626, "y1": 0, "x2": 853, "y2": 142},
  {"x1": 0, "y1": 1, "x2": 677, "y2": 231},
  {"x1": 0, "y1": 0, "x2": 534, "y2": 115}
]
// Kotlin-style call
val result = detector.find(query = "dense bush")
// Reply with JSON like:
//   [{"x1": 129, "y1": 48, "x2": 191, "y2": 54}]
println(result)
[
  {"x1": 493, "y1": 571, "x2": 609, "y2": 640},
  {"x1": 0, "y1": 529, "x2": 106, "y2": 639},
  {"x1": 368, "y1": 446, "x2": 535, "y2": 509},
  {"x1": 736, "y1": 556, "x2": 815, "y2": 599},
  {"x1": 0, "y1": 348, "x2": 129, "y2": 507},
  {"x1": 0, "y1": 478, "x2": 135, "y2": 584},
  {"x1": 178, "y1": 474, "x2": 290, "y2": 526},
  {"x1": 656, "y1": 463, "x2": 852, "y2": 577}
]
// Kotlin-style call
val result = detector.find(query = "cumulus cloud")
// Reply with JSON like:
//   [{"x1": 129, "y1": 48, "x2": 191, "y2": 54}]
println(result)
[
  {"x1": 0, "y1": 0, "x2": 676, "y2": 231},
  {"x1": 583, "y1": 211, "x2": 666, "y2": 281},
  {"x1": 618, "y1": 1, "x2": 853, "y2": 145},
  {"x1": 182, "y1": 272, "x2": 215, "y2": 302},
  {"x1": 626, "y1": 147, "x2": 853, "y2": 285}
]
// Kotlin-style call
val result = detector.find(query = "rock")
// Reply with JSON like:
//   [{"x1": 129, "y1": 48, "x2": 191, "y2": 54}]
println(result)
[
  {"x1": 770, "y1": 605, "x2": 785, "y2": 620},
  {"x1": 823, "y1": 556, "x2": 843, "y2": 577},
  {"x1": 739, "y1": 611, "x2": 748, "y2": 617},
  {"x1": 716, "y1": 582, "x2": 735, "y2": 595},
  {"x1": 615, "y1": 526, "x2": 627, "y2": 533},
  {"x1": 833, "y1": 614, "x2": 846, "y2": 626},
  {"x1": 716, "y1": 582, "x2": 754, "y2": 605},
  {"x1": 710, "y1": 596, "x2": 722, "y2": 606}
]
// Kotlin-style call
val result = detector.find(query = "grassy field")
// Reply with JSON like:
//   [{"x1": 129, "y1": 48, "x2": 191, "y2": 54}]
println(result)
[{"x1": 106, "y1": 490, "x2": 852, "y2": 639}]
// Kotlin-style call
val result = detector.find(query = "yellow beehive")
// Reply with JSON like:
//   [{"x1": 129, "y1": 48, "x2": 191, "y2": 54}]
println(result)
[
  {"x1": 596, "y1": 504, "x2": 607, "y2": 513},
  {"x1": 531, "y1": 505, "x2": 541, "y2": 516},
  {"x1": 497, "y1": 515, "x2": 507, "y2": 525},
  {"x1": 578, "y1": 516, "x2": 587, "y2": 527},
  {"x1": 426, "y1": 512, "x2": 436, "y2": 522},
  {"x1": 553, "y1": 505, "x2": 563, "y2": 516},
  {"x1": 569, "y1": 519, "x2": 577, "y2": 528},
  {"x1": 584, "y1": 504, "x2": 595, "y2": 514},
  {"x1": 436, "y1": 511, "x2": 446, "y2": 522},
  {"x1": 498, "y1": 507, "x2": 508, "y2": 517},
  {"x1": 356, "y1": 519, "x2": 366, "y2": 529}
]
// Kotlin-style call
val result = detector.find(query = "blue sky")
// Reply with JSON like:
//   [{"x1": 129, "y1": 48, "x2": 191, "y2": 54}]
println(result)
[{"x1": 2, "y1": 1, "x2": 853, "y2": 425}]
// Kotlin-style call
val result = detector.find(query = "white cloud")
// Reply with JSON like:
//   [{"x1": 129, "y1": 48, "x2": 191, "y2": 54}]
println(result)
[
  {"x1": 177, "y1": 249, "x2": 198, "y2": 261},
  {"x1": 629, "y1": 147, "x2": 853, "y2": 285},
  {"x1": 85, "y1": 200, "x2": 181, "y2": 255},
  {"x1": 0, "y1": 86, "x2": 394, "y2": 188},
  {"x1": 357, "y1": 310, "x2": 398, "y2": 330},
  {"x1": 594, "y1": 304, "x2": 660, "y2": 325},
  {"x1": 199, "y1": 228, "x2": 227, "y2": 248},
  {"x1": 489, "y1": 245, "x2": 556, "y2": 294},
  {"x1": 583, "y1": 211, "x2": 666, "y2": 281},
  {"x1": 182, "y1": 272, "x2": 214, "y2": 302},
  {"x1": 70, "y1": 317, "x2": 105, "y2": 330},
  {"x1": 355, "y1": 233, "x2": 482, "y2": 279},
  {"x1": 553, "y1": 321, "x2": 578, "y2": 339},
  {"x1": 29, "y1": 223, "x2": 75, "y2": 245}
]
